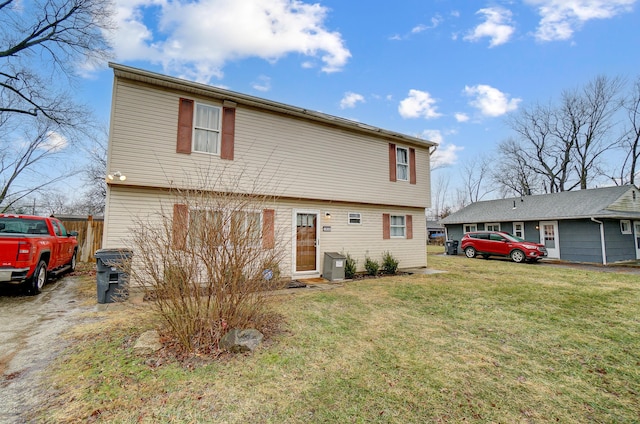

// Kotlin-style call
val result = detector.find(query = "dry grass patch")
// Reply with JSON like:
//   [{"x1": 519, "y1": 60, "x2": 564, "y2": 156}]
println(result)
[{"x1": 40, "y1": 255, "x2": 640, "y2": 423}]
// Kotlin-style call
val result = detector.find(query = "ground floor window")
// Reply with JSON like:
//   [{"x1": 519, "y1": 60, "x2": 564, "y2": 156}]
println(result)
[
  {"x1": 390, "y1": 215, "x2": 406, "y2": 237},
  {"x1": 620, "y1": 220, "x2": 631, "y2": 234},
  {"x1": 348, "y1": 212, "x2": 362, "y2": 225},
  {"x1": 189, "y1": 208, "x2": 261, "y2": 246},
  {"x1": 485, "y1": 223, "x2": 500, "y2": 231},
  {"x1": 513, "y1": 222, "x2": 524, "y2": 238},
  {"x1": 463, "y1": 223, "x2": 477, "y2": 233}
]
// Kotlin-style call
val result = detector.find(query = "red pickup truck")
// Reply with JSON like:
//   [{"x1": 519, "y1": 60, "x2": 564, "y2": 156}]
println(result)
[{"x1": 0, "y1": 214, "x2": 78, "y2": 295}]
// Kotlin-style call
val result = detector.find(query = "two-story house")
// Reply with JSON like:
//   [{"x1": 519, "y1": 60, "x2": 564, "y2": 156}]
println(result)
[{"x1": 102, "y1": 63, "x2": 435, "y2": 280}]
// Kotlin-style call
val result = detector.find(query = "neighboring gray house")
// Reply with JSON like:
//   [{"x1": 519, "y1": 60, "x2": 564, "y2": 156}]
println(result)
[{"x1": 441, "y1": 185, "x2": 640, "y2": 264}]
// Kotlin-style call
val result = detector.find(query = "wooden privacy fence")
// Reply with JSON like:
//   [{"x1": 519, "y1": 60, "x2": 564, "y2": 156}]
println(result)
[{"x1": 57, "y1": 215, "x2": 104, "y2": 262}]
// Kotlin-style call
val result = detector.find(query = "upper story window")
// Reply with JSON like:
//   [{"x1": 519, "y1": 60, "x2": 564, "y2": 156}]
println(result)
[
  {"x1": 388, "y1": 143, "x2": 416, "y2": 184},
  {"x1": 396, "y1": 147, "x2": 409, "y2": 181},
  {"x1": 193, "y1": 103, "x2": 221, "y2": 154}
]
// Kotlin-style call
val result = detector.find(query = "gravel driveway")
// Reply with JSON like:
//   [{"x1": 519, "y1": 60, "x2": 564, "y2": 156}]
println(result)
[{"x1": 0, "y1": 276, "x2": 94, "y2": 423}]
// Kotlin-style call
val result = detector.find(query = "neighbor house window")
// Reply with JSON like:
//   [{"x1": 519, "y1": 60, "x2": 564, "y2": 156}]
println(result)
[
  {"x1": 348, "y1": 212, "x2": 362, "y2": 225},
  {"x1": 463, "y1": 224, "x2": 477, "y2": 233},
  {"x1": 513, "y1": 222, "x2": 524, "y2": 238},
  {"x1": 396, "y1": 147, "x2": 409, "y2": 181},
  {"x1": 390, "y1": 215, "x2": 406, "y2": 237},
  {"x1": 193, "y1": 103, "x2": 221, "y2": 154},
  {"x1": 620, "y1": 220, "x2": 632, "y2": 234},
  {"x1": 486, "y1": 223, "x2": 500, "y2": 231}
]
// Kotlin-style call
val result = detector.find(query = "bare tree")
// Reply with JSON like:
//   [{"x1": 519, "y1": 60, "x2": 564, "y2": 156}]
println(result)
[
  {"x1": 1, "y1": 0, "x2": 113, "y2": 122},
  {"x1": 561, "y1": 75, "x2": 623, "y2": 189},
  {"x1": 502, "y1": 75, "x2": 622, "y2": 193},
  {"x1": 493, "y1": 138, "x2": 541, "y2": 197},
  {"x1": 614, "y1": 77, "x2": 640, "y2": 185},
  {"x1": 459, "y1": 155, "x2": 493, "y2": 204},
  {"x1": 74, "y1": 128, "x2": 108, "y2": 214},
  {"x1": 0, "y1": 0, "x2": 113, "y2": 209},
  {"x1": 0, "y1": 117, "x2": 77, "y2": 211},
  {"x1": 506, "y1": 102, "x2": 573, "y2": 193},
  {"x1": 429, "y1": 172, "x2": 450, "y2": 220}
]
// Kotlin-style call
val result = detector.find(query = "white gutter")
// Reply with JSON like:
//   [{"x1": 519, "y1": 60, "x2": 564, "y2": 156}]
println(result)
[{"x1": 590, "y1": 217, "x2": 607, "y2": 265}]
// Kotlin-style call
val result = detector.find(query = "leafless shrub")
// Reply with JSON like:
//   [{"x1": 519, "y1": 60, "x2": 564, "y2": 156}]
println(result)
[{"x1": 129, "y1": 174, "x2": 285, "y2": 353}]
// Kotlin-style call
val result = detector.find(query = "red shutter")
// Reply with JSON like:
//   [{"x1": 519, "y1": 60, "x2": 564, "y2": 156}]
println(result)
[
  {"x1": 388, "y1": 143, "x2": 397, "y2": 182},
  {"x1": 409, "y1": 148, "x2": 416, "y2": 185},
  {"x1": 262, "y1": 209, "x2": 275, "y2": 249},
  {"x1": 221, "y1": 106, "x2": 235, "y2": 160},
  {"x1": 177, "y1": 98, "x2": 193, "y2": 154},
  {"x1": 383, "y1": 213, "x2": 390, "y2": 239},
  {"x1": 172, "y1": 204, "x2": 189, "y2": 250},
  {"x1": 406, "y1": 215, "x2": 413, "y2": 239}
]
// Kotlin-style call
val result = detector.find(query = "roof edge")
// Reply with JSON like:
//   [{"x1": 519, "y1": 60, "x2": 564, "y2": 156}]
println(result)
[{"x1": 109, "y1": 62, "x2": 437, "y2": 149}]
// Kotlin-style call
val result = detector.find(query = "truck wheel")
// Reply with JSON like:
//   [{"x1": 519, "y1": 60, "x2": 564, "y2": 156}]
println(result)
[
  {"x1": 69, "y1": 250, "x2": 77, "y2": 272},
  {"x1": 27, "y1": 261, "x2": 47, "y2": 295}
]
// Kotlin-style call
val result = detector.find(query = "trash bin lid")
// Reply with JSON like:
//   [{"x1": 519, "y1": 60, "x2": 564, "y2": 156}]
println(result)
[
  {"x1": 324, "y1": 252, "x2": 346, "y2": 259},
  {"x1": 94, "y1": 248, "x2": 134, "y2": 260}
]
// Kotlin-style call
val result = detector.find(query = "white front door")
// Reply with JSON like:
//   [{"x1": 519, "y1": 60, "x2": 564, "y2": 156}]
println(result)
[
  {"x1": 540, "y1": 221, "x2": 560, "y2": 258},
  {"x1": 634, "y1": 221, "x2": 640, "y2": 260}
]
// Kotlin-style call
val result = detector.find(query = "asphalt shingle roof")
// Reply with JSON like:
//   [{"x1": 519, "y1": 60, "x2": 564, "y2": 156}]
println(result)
[{"x1": 441, "y1": 185, "x2": 640, "y2": 224}]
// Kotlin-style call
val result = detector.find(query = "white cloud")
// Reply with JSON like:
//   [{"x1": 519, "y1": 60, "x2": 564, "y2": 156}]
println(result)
[
  {"x1": 398, "y1": 89, "x2": 442, "y2": 119},
  {"x1": 339, "y1": 92, "x2": 365, "y2": 109},
  {"x1": 39, "y1": 131, "x2": 68, "y2": 153},
  {"x1": 464, "y1": 7, "x2": 515, "y2": 47},
  {"x1": 431, "y1": 143, "x2": 463, "y2": 169},
  {"x1": 525, "y1": 0, "x2": 636, "y2": 41},
  {"x1": 412, "y1": 15, "x2": 443, "y2": 34},
  {"x1": 454, "y1": 112, "x2": 469, "y2": 122},
  {"x1": 251, "y1": 75, "x2": 271, "y2": 92},
  {"x1": 420, "y1": 129, "x2": 443, "y2": 144},
  {"x1": 112, "y1": 0, "x2": 351, "y2": 83},
  {"x1": 464, "y1": 84, "x2": 521, "y2": 117}
]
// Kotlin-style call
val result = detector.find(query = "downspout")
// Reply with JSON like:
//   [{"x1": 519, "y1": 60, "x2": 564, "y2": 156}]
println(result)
[{"x1": 590, "y1": 217, "x2": 607, "y2": 265}]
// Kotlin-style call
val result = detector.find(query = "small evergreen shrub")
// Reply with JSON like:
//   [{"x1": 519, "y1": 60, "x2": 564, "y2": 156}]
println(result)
[
  {"x1": 364, "y1": 255, "x2": 380, "y2": 276},
  {"x1": 381, "y1": 251, "x2": 399, "y2": 274},
  {"x1": 342, "y1": 251, "x2": 357, "y2": 279}
]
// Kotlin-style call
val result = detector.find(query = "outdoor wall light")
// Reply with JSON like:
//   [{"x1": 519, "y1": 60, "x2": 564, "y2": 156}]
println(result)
[
  {"x1": 324, "y1": 212, "x2": 331, "y2": 219},
  {"x1": 107, "y1": 171, "x2": 127, "y2": 181}
]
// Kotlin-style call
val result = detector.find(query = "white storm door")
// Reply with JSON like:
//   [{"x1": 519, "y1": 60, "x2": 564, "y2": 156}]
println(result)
[
  {"x1": 634, "y1": 221, "x2": 640, "y2": 260},
  {"x1": 540, "y1": 221, "x2": 560, "y2": 258}
]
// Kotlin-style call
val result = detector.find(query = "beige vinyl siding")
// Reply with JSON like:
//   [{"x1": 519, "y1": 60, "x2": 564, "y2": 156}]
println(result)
[
  {"x1": 108, "y1": 79, "x2": 431, "y2": 209},
  {"x1": 104, "y1": 186, "x2": 427, "y2": 284}
]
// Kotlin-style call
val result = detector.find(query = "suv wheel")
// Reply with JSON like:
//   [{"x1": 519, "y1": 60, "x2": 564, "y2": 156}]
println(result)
[
  {"x1": 464, "y1": 246, "x2": 477, "y2": 258},
  {"x1": 510, "y1": 249, "x2": 525, "y2": 263}
]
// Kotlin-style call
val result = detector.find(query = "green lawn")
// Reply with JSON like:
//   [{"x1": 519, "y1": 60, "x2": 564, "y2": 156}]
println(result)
[{"x1": 43, "y1": 254, "x2": 640, "y2": 423}]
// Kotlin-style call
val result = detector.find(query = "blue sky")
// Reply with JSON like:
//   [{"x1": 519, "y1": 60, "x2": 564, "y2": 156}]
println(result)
[{"x1": 78, "y1": 0, "x2": 640, "y2": 202}]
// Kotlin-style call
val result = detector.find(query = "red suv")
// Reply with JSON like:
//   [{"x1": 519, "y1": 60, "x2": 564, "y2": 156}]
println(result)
[{"x1": 461, "y1": 231, "x2": 547, "y2": 263}]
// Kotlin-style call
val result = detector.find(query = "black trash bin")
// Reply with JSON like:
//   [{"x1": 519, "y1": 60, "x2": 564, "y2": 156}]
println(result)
[
  {"x1": 94, "y1": 248, "x2": 133, "y2": 304},
  {"x1": 445, "y1": 240, "x2": 459, "y2": 255}
]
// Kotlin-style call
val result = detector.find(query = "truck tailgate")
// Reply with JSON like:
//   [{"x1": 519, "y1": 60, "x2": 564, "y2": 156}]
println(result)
[{"x1": 0, "y1": 237, "x2": 21, "y2": 266}]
